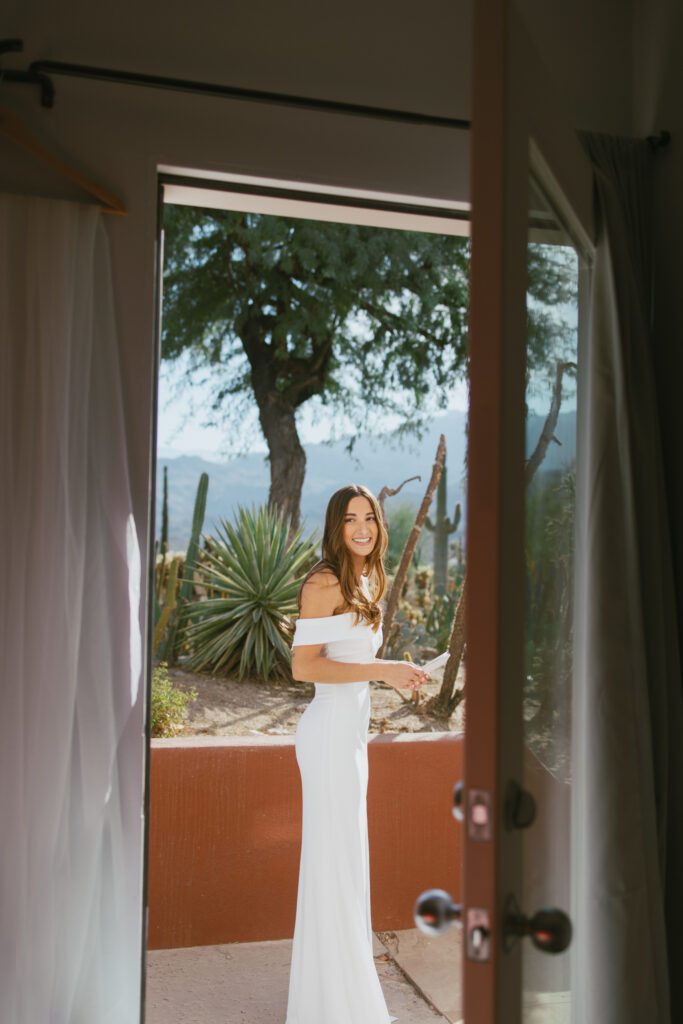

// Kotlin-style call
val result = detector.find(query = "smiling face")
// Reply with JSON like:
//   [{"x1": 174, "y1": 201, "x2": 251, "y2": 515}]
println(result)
[{"x1": 342, "y1": 495, "x2": 379, "y2": 562}]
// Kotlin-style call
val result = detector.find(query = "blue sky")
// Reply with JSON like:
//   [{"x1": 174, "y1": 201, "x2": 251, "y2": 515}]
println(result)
[
  {"x1": 157, "y1": 357, "x2": 471, "y2": 459},
  {"x1": 157, "y1": 357, "x2": 576, "y2": 461}
]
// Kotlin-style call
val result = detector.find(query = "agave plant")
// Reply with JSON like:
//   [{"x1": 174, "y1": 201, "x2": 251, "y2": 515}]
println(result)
[{"x1": 184, "y1": 505, "x2": 318, "y2": 680}]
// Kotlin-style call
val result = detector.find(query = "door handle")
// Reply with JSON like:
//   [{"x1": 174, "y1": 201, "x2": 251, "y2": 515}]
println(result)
[
  {"x1": 503, "y1": 894, "x2": 572, "y2": 953},
  {"x1": 414, "y1": 892, "x2": 492, "y2": 962},
  {"x1": 414, "y1": 888, "x2": 462, "y2": 935}
]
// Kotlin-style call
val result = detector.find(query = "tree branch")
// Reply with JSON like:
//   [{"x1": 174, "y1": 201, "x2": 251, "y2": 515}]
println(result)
[
  {"x1": 524, "y1": 361, "x2": 575, "y2": 487},
  {"x1": 378, "y1": 435, "x2": 446, "y2": 657},
  {"x1": 359, "y1": 300, "x2": 447, "y2": 350},
  {"x1": 432, "y1": 360, "x2": 576, "y2": 719},
  {"x1": 286, "y1": 331, "x2": 336, "y2": 405},
  {"x1": 378, "y1": 476, "x2": 422, "y2": 515}
]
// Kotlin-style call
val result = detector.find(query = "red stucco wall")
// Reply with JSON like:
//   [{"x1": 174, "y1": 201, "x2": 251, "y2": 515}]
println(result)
[{"x1": 147, "y1": 732, "x2": 463, "y2": 950}]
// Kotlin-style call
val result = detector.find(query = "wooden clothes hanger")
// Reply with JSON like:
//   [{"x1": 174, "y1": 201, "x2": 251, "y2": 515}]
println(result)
[{"x1": 0, "y1": 105, "x2": 127, "y2": 216}]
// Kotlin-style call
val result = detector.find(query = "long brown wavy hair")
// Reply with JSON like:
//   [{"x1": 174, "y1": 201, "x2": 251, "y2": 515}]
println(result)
[{"x1": 297, "y1": 484, "x2": 388, "y2": 631}]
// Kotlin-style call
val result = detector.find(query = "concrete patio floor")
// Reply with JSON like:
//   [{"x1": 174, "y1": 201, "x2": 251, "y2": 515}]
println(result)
[{"x1": 145, "y1": 927, "x2": 463, "y2": 1024}]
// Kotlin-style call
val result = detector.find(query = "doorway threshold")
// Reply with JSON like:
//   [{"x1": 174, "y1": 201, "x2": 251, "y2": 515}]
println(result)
[{"x1": 145, "y1": 931, "x2": 452, "y2": 1023}]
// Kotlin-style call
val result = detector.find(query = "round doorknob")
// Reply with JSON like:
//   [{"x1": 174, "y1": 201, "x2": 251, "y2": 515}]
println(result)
[
  {"x1": 504, "y1": 895, "x2": 572, "y2": 953},
  {"x1": 414, "y1": 888, "x2": 463, "y2": 936},
  {"x1": 527, "y1": 908, "x2": 573, "y2": 953}
]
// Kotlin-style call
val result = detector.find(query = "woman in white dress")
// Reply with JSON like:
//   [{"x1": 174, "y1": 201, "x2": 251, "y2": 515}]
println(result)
[{"x1": 285, "y1": 484, "x2": 430, "y2": 1024}]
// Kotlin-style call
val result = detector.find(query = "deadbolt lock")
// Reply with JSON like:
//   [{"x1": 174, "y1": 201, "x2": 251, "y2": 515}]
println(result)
[
  {"x1": 453, "y1": 783, "x2": 494, "y2": 839},
  {"x1": 468, "y1": 787, "x2": 493, "y2": 840},
  {"x1": 466, "y1": 908, "x2": 491, "y2": 962}
]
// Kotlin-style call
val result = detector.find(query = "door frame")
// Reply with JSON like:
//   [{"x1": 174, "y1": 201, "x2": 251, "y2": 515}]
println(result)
[
  {"x1": 142, "y1": 168, "x2": 470, "y2": 1022},
  {"x1": 465, "y1": 4, "x2": 594, "y2": 1021}
]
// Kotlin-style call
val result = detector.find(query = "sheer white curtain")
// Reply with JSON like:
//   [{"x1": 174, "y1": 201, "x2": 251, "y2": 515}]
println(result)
[
  {"x1": 574, "y1": 136, "x2": 683, "y2": 1024},
  {"x1": 0, "y1": 195, "x2": 143, "y2": 1023}
]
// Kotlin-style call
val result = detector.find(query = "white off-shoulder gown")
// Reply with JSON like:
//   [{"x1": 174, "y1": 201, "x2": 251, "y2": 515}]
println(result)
[{"x1": 285, "y1": 598, "x2": 395, "y2": 1024}]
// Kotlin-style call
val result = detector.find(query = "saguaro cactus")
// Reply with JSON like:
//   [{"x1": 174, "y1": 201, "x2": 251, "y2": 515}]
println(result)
[
  {"x1": 161, "y1": 465, "x2": 169, "y2": 556},
  {"x1": 155, "y1": 466, "x2": 170, "y2": 608},
  {"x1": 153, "y1": 556, "x2": 180, "y2": 655},
  {"x1": 425, "y1": 460, "x2": 461, "y2": 595},
  {"x1": 158, "y1": 471, "x2": 210, "y2": 664},
  {"x1": 179, "y1": 471, "x2": 209, "y2": 603}
]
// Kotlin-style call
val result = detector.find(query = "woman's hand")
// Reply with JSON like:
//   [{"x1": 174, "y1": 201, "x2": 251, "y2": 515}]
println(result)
[{"x1": 376, "y1": 660, "x2": 430, "y2": 692}]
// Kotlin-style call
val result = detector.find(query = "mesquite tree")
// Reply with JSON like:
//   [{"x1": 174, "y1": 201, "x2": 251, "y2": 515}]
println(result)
[
  {"x1": 162, "y1": 209, "x2": 470, "y2": 529},
  {"x1": 161, "y1": 208, "x2": 575, "y2": 529}
]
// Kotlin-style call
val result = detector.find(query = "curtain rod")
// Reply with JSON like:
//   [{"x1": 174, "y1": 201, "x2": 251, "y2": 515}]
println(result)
[
  {"x1": 1, "y1": 38, "x2": 469, "y2": 129},
  {"x1": 32, "y1": 59, "x2": 471, "y2": 129},
  {"x1": 1, "y1": 39, "x2": 672, "y2": 149}
]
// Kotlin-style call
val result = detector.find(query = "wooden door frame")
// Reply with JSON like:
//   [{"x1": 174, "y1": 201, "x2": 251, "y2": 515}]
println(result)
[{"x1": 465, "y1": 4, "x2": 594, "y2": 1022}]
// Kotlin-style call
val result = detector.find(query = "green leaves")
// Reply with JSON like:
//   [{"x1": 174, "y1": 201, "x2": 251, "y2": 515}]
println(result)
[
  {"x1": 161, "y1": 207, "x2": 471, "y2": 440},
  {"x1": 151, "y1": 663, "x2": 197, "y2": 738},
  {"x1": 161, "y1": 206, "x2": 579, "y2": 525},
  {"x1": 162, "y1": 208, "x2": 577, "y2": 434},
  {"x1": 183, "y1": 505, "x2": 318, "y2": 680}
]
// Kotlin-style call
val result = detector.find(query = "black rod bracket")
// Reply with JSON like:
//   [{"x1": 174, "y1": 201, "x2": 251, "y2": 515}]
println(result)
[
  {"x1": 0, "y1": 39, "x2": 55, "y2": 107},
  {"x1": 646, "y1": 129, "x2": 671, "y2": 151}
]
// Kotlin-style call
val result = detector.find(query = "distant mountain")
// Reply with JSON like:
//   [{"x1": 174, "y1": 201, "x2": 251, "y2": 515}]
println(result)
[{"x1": 156, "y1": 408, "x2": 576, "y2": 550}]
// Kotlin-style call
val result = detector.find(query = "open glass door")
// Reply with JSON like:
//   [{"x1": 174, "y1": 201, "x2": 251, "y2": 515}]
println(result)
[
  {"x1": 520, "y1": 170, "x2": 585, "y2": 1024},
  {"x1": 464, "y1": 4, "x2": 594, "y2": 1022}
]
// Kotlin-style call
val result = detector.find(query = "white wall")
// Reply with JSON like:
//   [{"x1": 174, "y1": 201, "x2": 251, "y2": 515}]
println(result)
[{"x1": 517, "y1": 0, "x2": 634, "y2": 135}]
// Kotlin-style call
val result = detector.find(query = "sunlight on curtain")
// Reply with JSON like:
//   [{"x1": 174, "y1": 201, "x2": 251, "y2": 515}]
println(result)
[
  {"x1": 573, "y1": 135, "x2": 683, "y2": 1024},
  {"x1": 0, "y1": 195, "x2": 143, "y2": 1023}
]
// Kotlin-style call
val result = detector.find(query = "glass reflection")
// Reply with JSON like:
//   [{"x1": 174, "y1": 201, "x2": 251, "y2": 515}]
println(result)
[{"x1": 522, "y1": 175, "x2": 581, "y2": 1024}]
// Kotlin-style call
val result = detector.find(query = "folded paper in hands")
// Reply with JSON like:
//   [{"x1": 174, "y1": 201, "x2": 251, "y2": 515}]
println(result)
[{"x1": 421, "y1": 651, "x2": 450, "y2": 675}]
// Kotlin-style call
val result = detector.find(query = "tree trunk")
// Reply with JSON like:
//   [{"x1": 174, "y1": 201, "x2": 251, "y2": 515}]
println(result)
[
  {"x1": 378, "y1": 434, "x2": 446, "y2": 657},
  {"x1": 433, "y1": 583, "x2": 466, "y2": 716},
  {"x1": 257, "y1": 395, "x2": 306, "y2": 531},
  {"x1": 524, "y1": 360, "x2": 575, "y2": 486}
]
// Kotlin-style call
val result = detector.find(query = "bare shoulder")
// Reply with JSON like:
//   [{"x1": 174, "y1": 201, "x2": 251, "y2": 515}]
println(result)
[{"x1": 299, "y1": 569, "x2": 342, "y2": 618}]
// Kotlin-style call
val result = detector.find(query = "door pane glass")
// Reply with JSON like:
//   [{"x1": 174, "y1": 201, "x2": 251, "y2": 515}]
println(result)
[{"x1": 522, "y1": 175, "x2": 581, "y2": 1024}]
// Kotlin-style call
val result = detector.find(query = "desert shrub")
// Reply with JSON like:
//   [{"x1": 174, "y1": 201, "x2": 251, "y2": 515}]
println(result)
[
  {"x1": 424, "y1": 589, "x2": 459, "y2": 651},
  {"x1": 383, "y1": 563, "x2": 462, "y2": 660},
  {"x1": 151, "y1": 662, "x2": 197, "y2": 737},
  {"x1": 183, "y1": 504, "x2": 318, "y2": 680}
]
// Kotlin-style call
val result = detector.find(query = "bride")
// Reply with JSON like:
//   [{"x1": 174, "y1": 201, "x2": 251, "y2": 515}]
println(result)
[{"x1": 285, "y1": 484, "x2": 430, "y2": 1024}]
